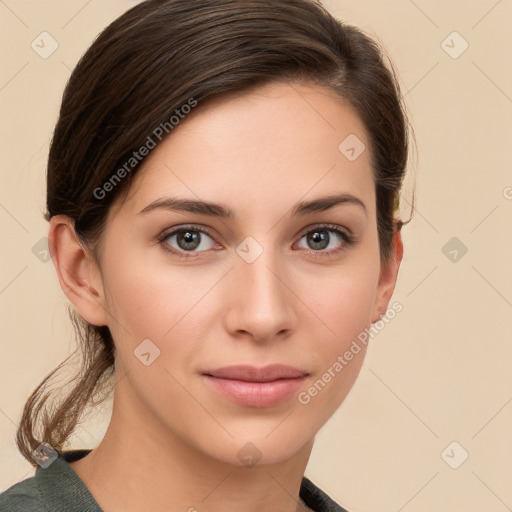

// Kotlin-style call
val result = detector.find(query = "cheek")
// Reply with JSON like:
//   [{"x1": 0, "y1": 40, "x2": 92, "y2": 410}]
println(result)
[
  {"x1": 295, "y1": 248, "x2": 380, "y2": 404},
  {"x1": 306, "y1": 276, "x2": 374, "y2": 382},
  {"x1": 294, "y1": 271, "x2": 377, "y2": 419},
  {"x1": 301, "y1": 257, "x2": 379, "y2": 346},
  {"x1": 104, "y1": 259, "x2": 172, "y2": 335},
  {"x1": 100, "y1": 245, "x2": 223, "y2": 353}
]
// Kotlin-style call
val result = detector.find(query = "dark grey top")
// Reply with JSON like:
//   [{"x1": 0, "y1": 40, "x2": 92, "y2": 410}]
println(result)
[{"x1": 0, "y1": 449, "x2": 348, "y2": 511}]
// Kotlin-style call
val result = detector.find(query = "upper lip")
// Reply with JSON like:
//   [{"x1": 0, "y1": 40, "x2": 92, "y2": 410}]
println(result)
[{"x1": 203, "y1": 364, "x2": 309, "y2": 382}]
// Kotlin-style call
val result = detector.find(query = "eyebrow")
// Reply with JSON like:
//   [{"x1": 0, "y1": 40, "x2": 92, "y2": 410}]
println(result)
[{"x1": 138, "y1": 193, "x2": 367, "y2": 218}]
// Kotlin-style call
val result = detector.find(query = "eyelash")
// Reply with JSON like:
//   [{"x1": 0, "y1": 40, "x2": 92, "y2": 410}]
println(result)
[{"x1": 156, "y1": 223, "x2": 356, "y2": 260}]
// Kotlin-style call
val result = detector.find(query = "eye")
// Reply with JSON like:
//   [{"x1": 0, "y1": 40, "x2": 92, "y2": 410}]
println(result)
[
  {"x1": 295, "y1": 224, "x2": 355, "y2": 256},
  {"x1": 157, "y1": 223, "x2": 355, "y2": 260},
  {"x1": 157, "y1": 225, "x2": 219, "y2": 259}
]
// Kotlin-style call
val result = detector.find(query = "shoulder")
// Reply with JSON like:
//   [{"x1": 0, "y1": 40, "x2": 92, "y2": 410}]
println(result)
[
  {"x1": 0, "y1": 474, "x2": 47, "y2": 512},
  {"x1": 0, "y1": 449, "x2": 100, "y2": 512}
]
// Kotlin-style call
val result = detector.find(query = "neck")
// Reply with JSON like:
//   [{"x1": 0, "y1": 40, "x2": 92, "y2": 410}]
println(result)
[{"x1": 69, "y1": 388, "x2": 315, "y2": 512}]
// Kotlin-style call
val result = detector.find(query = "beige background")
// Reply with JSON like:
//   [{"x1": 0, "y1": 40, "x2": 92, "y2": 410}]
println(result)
[{"x1": 1, "y1": 1, "x2": 511, "y2": 510}]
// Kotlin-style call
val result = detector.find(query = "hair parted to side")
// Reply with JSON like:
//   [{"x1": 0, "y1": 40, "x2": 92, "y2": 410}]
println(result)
[{"x1": 16, "y1": 0, "x2": 414, "y2": 465}]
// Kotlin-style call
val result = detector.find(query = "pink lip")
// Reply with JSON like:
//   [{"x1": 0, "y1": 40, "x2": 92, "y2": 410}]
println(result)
[{"x1": 202, "y1": 364, "x2": 309, "y2": 408}]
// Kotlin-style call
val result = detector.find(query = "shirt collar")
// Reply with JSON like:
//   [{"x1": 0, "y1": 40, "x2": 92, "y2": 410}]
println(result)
[
  {"x1": 36, "y1": 449, "x2": 102, "y2": 512},
  {"x1": 36, "y1": 448, "x2": 343, "y2": 511}
]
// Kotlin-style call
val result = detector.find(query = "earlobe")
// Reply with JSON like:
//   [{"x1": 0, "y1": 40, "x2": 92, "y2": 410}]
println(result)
[
  {"x1": 48, "y1": 215, "x2": 108, "y2": 327},
  {"x1": 371, "y1": 224, "x2": 404, "y2": 323}
]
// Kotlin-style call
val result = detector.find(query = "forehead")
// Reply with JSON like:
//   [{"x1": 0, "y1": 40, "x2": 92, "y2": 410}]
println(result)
[{"x1": 113, "y1": 81, "x2": 374, "y2": 220}]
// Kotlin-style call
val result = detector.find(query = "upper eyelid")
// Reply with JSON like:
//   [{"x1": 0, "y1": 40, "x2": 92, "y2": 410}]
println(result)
[
  {"x1": 159, "y1": 223, "x2": 352, "y2": 246},
  {"x1": 297, "y1": 223, "x2": 352, "y2": 237},
  {"x1": 159, "y1": 224, "x2": 216, "y2": 241}
]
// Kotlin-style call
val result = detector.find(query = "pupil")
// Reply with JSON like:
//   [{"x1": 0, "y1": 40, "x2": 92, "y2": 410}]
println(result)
[
  {"x1": 309, "y1": 230, "x2": 328, "y2": 250},
  {"x1": 179, "y1": 231, "x2": 200, "y2": 250}
]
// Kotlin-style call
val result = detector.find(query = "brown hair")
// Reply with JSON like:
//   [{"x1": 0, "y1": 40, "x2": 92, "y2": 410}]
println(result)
[{"x1": 16, "y1": 0, "x2": 414, "y2": 464}]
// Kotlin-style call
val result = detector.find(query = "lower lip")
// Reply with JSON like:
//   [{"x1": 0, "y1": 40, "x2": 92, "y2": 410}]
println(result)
[{"x1": 202, "y1": 375, "x2": 307, "y2": 407}]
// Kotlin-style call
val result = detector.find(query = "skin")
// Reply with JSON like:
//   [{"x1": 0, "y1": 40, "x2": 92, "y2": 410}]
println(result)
[{"x1": 49, "y1": 81, "x2": 403, "y2": 512}]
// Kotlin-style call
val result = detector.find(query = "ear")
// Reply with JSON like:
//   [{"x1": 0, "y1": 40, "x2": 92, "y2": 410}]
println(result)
[
  {"x1": 48, "y1": 215, "x2": 108, "y2": 327},
  {"x1": 371, "y1": 222, "x2": 404, "y2": 323}
]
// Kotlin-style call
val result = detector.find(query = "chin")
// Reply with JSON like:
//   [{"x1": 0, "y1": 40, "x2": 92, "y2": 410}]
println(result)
[{"x1": 207, "y1": 432, "x2": 312, "y2": 468}]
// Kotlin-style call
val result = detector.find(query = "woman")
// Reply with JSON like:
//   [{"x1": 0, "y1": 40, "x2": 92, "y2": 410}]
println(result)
[{"x1": 1, "y1": 0, "x2": 412, "y2": 510}]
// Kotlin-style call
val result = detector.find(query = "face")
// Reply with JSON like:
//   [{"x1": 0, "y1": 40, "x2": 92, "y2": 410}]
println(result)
[{"x1": 87, "y1": 81, "x2": 397, "y2": 466}]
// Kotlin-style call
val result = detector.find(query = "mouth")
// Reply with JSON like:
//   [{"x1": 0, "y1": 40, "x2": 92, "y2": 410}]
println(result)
[{"x1": 201, "y1": 364, "x2": 309, "y2": 408}]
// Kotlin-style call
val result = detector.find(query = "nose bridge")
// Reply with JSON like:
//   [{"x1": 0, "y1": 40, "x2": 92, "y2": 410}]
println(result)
[{"x1": 227, "y1": 236, "x2": 295, "y2": 338}]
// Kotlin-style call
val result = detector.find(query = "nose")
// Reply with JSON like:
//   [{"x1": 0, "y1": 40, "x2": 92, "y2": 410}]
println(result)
[{"x1": 224, "y1": 245, "x2": 297, "y2": 343}]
